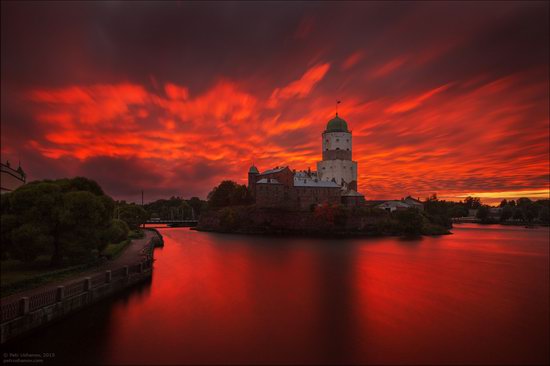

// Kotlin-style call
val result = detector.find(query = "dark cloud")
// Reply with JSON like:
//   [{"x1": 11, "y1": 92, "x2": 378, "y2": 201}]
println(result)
[{"x1": 1, "y1": 1, "x2": 548, "y2": 203}]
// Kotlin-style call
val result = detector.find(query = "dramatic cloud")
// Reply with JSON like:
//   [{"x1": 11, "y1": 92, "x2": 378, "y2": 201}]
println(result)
[{"x1": 1, "y1": 1, "x2": 548, "y2": 204}]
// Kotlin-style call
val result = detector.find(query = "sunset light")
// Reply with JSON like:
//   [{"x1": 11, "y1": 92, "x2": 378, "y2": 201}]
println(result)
[{"x1": 1, "y1": 2, "x2": 548, "y2": 365}]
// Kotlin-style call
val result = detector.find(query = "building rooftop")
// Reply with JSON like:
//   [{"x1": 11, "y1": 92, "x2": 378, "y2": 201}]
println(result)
[
  {"x1": 377, "y1": 200, "x2": 411, "y2": 208},
  {"x1": 325, "y1": 113, "x2": 349, "y2": 133},
  {"x1": 256, "y1": 178, "x2": 281, "y2": 184},
  {"x1": 259, "y1": 167, "x2": 287, "y2": 175},
  {"x1": 293, "y1": 176, "x2": 340, "y2": 188}
]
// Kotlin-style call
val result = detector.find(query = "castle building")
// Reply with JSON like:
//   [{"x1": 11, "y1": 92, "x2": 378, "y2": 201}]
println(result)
[
  {"x1": 248, "y1": 114, "x2": 364, "y2": 209},
  {"x1": 1, "y1": 161, "x2": 26, "y2": 194},
  {"x1": 317, "y1": 114, "x2": 358, "y2": 191}
]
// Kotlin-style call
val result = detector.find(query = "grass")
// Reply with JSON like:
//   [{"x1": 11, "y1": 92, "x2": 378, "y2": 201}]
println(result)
[
  {"x1": 128, "y1": 229, "x2": 145, "y2": 239},
  {"x1": 0, "y1": 258, "x2": 98, "y2": 298},
  {"x1": 101, "y1": 239, "x2": 131, "y2": 260},
  {"x1": 0, "y1": 235, "x2": 136, "y2": 298}
]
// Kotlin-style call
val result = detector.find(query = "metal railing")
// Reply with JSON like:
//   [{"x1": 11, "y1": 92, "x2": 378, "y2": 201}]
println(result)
[
  {"x1": 0, "y1": 234, "x2": 156, "y2": 324},
  {"x1": 29, "y1": 288, "x2": 58, "y2": 312},
  {"x1": 65, "y1": 281, "x2": 86, "y2": 298}
]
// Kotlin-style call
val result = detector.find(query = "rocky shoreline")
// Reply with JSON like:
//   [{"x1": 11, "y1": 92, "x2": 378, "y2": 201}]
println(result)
[{"x1": 196, "y1": 205, "x2": 451, "y2": 238}]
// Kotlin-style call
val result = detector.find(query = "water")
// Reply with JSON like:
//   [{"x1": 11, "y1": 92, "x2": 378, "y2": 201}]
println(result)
[{"x1": 5, "y1": 224, "x2": 549, "y2": 364}]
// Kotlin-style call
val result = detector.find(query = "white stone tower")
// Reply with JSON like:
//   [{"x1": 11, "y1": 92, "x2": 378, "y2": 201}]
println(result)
[{"x1": 316, "y1": 114, "x2": 358, "y2": 191}]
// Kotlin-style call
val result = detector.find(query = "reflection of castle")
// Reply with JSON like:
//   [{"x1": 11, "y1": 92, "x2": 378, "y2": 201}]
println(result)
[
  {"x1": 248, "y1": 114, "x2": 365, "y2": 209},
  {"x1": 1, "y1": 160, "x2": 26, "y2": 194}
]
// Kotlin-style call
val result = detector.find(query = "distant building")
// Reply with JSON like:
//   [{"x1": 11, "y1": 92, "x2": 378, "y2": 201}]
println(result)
[
  {"x1": 403, "y1": 196, "x2": 424, "y2": 211},
  {"x1": 1, "y1": 161, "x2": 26, "y2": 194},
  {"x1": 375, "y1": 196, "x2": 425, "y2": 212},
  {"x1": 377, "y1": 200, "x2": 411, "y2": 212},
  {"x1": 247, "y1": 114, "x2": 365, "y2": 209},
  {"x1": 488, "y1": 207, "x2": 502, "y2": 219}
]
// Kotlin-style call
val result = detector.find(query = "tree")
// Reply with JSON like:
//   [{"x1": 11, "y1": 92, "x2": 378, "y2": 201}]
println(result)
[
  {"x1": 11, "y1": 224, "x2": 53, "y2": 263},
  {"x1": 187, "y1": 197, "x2": 207, "y2": 218},
  {"x1": 393, "y1": 208, "x2": 423, "y2": 236},
  {"x1": 104, "y1": 219, "x2": 130, "y2": 244},
  {"x1": 450, "y1": 205, "x2": 468, "y2": 218},
  {"x1": 499, "y1": 199, "x2": 508, "y2": 207},
  {"x1": 476, "y1": 205, "x2": 490, "y2": 221},
  {"x1": 539, "y1": 205, "x2": 549, "y2": 224},
  {"x1": 207, "y1": 180, "x2": 252, "y2": 208},
  {"x1": 2, "y1": 177, "x2": 117, "y2": 266},
  {"x1": 464, "y1": 196, "x2": 481, "y2": 210},
  {"x1": 500, "y1": 205, "x2": 513, "y2": 222},
  {"x1": 513, "y1": 208, "x2": 524, "y2": 221},
  {"x1": 118, "y1": 203, "x2": 148, "y2": 231}
]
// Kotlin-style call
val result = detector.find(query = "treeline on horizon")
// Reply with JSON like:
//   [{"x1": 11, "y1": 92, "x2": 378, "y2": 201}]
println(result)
[
  {"x1": 1, "y1": 177, "x2": 208, "y2": 268},
  {"x1": 1, "y1": 177, "x2": 548, "y2": 267},
  {"x1": 202, "y1": 181, "x2": 550, "y2": 235}
]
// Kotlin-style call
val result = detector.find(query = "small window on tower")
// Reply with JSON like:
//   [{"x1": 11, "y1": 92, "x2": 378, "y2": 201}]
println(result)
[
  {"x1": 326, "y1": 139, "x2": 329, "y2": 143},
  {"x1": 347, "y1": 148, "x2": 349, "y2": 151},
  {"x1": 336, "y1": 147, "x2": 340, "y2": 150},
  {"x1": 347, "y1": 139, "x2": 349, "y2": 142},
  {"x1": 336, "y1": 138, "x2": 339, "y2": 142}
]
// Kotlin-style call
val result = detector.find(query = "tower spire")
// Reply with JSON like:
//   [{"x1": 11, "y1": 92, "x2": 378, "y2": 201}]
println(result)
[{"x1": 336, "y1": 100, "x2": 341, "y2": 116}]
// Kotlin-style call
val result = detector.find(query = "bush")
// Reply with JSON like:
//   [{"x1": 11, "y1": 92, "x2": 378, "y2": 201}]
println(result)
[
  {"x1": 128, "y1": 229, "x2": 145, "y2": 239},
  {"x1": 2, "y1": 177, "x2": 116, "y2": 266},
  {"x1": 104, "y1": 219, "x2": 129, "y2": 243},
  {"x1": 119, "y1": 204, "x2": 148, "y2": 231},
  {"x1": 11, "y1": 224, "x2": 53, "y2": 263},
  {"x1": 101, "y1": 240, "x2": 130, "y2": 259},
  {"x1": 392, "y1": 208, "x2": 423, "y2": 236}
]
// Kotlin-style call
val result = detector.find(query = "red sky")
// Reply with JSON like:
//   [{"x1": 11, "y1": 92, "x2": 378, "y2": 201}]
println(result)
[{"x1": 1, "y1": 1, "x2": 549, "y2": 204}]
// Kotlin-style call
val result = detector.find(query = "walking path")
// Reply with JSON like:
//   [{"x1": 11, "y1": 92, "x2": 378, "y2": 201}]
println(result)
[{"x1": 1, "y1": 231, "x2": 155, "y2": 304}]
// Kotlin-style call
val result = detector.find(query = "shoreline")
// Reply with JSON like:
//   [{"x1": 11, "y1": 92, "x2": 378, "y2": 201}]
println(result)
[
  {"x1": 0, "y1": 230, "x2": 162, "y2": 345},
  {"x1": 193, "y1": 226, "x2": 452, "y2": 239}
]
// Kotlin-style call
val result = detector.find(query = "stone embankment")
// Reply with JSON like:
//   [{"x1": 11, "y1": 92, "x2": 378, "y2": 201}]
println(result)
[{"x1": 0, "y1": 229, "x2": 163, "y2": 344}]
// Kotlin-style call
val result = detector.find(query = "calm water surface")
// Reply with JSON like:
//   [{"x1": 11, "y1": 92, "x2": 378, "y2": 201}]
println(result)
[{"x1": 7, "y1": 224, "x2": 549, "y2": 364}]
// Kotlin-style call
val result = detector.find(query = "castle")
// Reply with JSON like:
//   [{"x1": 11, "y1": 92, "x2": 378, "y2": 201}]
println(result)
[{"x1": 248, "y1": 114, "x2": 365, "y2": 209}]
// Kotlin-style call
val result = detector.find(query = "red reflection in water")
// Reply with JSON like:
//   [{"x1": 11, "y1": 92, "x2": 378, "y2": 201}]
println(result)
[{"x1": 6, "y1": 224, "x2": 549, "y2": 365}]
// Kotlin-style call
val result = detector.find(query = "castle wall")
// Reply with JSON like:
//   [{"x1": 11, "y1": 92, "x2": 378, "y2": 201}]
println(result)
[
  {"x1": 322, "y1": 131, "x2": 352, "y2": 153},
  {"x1": 317, "y1": 159, "x2": 357, "y2": 190}
]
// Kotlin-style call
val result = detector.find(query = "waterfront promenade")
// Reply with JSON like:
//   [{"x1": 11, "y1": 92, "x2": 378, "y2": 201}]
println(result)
[
  {"x1": 0, "y1": 230, "x2": 158, "y2": 344},
  {"x1": 1, "y1": 230, "x2": 155, "y2": 303}
]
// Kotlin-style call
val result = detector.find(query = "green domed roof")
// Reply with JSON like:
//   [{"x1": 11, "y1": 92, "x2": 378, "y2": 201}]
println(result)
[
  {"x1": 249, "y1": 165, "x2": 259, "y2": 174},
  {"x1": 326, "y1": 114, "x2": 349, "y2": 132}
]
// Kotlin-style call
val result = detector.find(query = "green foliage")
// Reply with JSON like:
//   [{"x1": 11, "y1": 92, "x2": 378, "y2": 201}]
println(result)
[
  {"x1": 476, "y1": 205, "x2": 490, "y2": 221},
  {"x1": 101, "y1": 239, "x2": 130, "y2": 260},
  {"x1": 187, "y1": 196, "x2": 207, "y2": 218},
  {"x1": 539, "y1": 205, "x2": 549, "y2": 224},
  {"x1": 207, "y1": 180, "x2": 252, "y2": 208},
  {"x1": 500, "y1": 205, "x2": 513, "y2": 222},
  {"x1": 1, "y1": 177, "x2": 116, "y2": 266},
  {"x1": 103, "y1": 219, "x2": 129, "y2": 244},
  {"x1": 449, "y1": 205, "x2": 468, "y2": 218},
  {"x1": 118, "y1": 203, "x2": 148, "y2": 230},
  {"x1": 219, "y1": 207, "x2": 240, "y2": 231},
  {"x1": 11, "y1": 224, "x2": 53, "y2": 263},
  {"x1": 128, "y1": 229, "x2": 145, "y2": 239},
  {"x1": 498, "y1": 198, "x2": 548, "y2": 224},
  {"x1": 143, "y1": 196, "x2": 200, "y2": 220},
  {"x1": 392, "y1": 208, "x2": 423, "y2": 236},
  {"x1": 464, "y1": 196, "x2": 481, "y2": 210}
]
